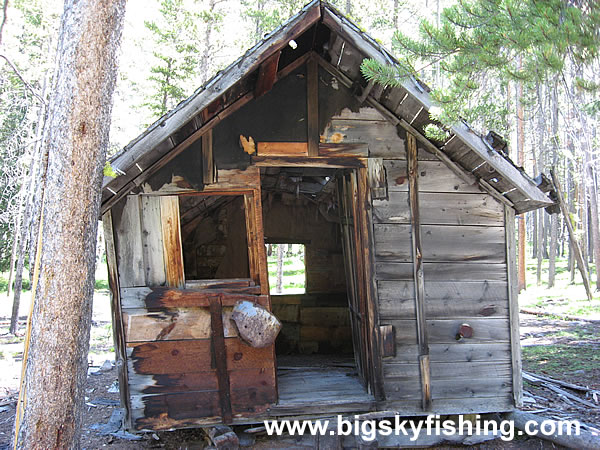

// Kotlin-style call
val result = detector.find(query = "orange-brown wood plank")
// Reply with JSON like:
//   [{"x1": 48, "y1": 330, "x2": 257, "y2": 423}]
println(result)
[
  {"x1": 160, "y1": 196, "x2": 185, "y2": 288},
  {"x1": 254, "y1": 51, "x2": 281, "y2": 98},
  {"x1": 257, "y1": 142, "x2": 308, "y2": 156}
]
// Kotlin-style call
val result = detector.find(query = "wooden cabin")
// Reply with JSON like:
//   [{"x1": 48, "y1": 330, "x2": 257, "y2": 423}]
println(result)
[{"x1": 101, "y1": 0, "x2": 555, "y2": 432}]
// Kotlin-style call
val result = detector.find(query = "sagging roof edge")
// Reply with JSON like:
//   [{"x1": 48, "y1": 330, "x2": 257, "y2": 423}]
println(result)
[{"x1": 103, "y1": 0, "x2": 555, "y2": 214}]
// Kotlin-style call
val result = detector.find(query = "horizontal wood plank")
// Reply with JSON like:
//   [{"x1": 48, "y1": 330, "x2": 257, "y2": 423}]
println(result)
[
  {"x1": 385, "y1": 376, "x2": 512, "y2": 401},
  {"x1": 383, "y1": 361, "x2": 512, "y2": 379},
  {"x1": 373, "y1": 192, "x2": 504, "y2": 226},
  {"x1": 385, "y1": 160, "x2": 482, "y2": 193},
  {"x1": 126, "y1": 339, "x2": 275, "y2": 375},
  {"x1": 375, "y1": 262, "x2": 507, "y2": 282},
  {"x1": 382, "y1": 318, "x2": 510, "y2": 345},
  {"x1": 390, "y1": 342, "x2": 511, "y2": 364},
  {"x1": 377, "y1": 280, "x2": 508, "y2": 302},
  {"x1": 122, "y1": 307, "x2": 238, "y2": 342},
  {"x1": 258, "y1": 142, "x2": 308, "y2": 155},
  {"x1": 374, "y1": 224, "x2": 506, "y2": 263},
  {"x1": 377, "y1": 395, "x2": 514, "y2": 416}
]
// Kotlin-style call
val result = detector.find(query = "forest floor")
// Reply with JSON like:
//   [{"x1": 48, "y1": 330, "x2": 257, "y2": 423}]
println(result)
[{"x1": 0, "y1": 256, "x2": 597, "y2": 448}]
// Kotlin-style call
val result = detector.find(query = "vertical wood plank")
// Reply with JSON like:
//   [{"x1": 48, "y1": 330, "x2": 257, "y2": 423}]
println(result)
[
  {"x1": 367, "y1": 158, "x2": 387, "y2": 200},
  {"x1": 357, "y1": 166, "x2": 385, "y2": 400},
  {"x1": 307, "y1": 57, "x2": 319, "y2": 157},
  {"x1": 505, "y1": 205, "x2": 523, "y2": 407},
  {"x1": 139, "y1": 196, "x2": 166, "y2": 286},
  {"x1": 408, "y1": 132, "x2": 432, "y2": 410},
  {"x1": 102, "y1": 211, "x2": 132, "y2": 428},
  {"x1": 160, "y1": 196, "x2": 185, "y2": 288},
  {"x1": 202, "y1": 129, "x2": 215, "y2": 185},
  {"x1": 114, "y1": 195, "x2": 145, "y2": 287},
  {"x1": 209, "y1": 295, "x2": 232, "y2": 423}
]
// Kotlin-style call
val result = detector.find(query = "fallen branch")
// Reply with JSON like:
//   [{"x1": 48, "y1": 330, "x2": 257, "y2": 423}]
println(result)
[{"x1": 523, "y1": 371, "x2": 593, "y2": 393}]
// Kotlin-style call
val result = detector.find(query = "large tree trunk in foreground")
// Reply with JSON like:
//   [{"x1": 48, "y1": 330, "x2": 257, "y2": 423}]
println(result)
[{"x1": 14, "y1": 1, "x2": 125, "y2": 448}]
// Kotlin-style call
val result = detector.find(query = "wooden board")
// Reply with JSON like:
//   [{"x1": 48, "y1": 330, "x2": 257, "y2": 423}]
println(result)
[
  {"x1": 385, "y1": 160, "x2": 482, "y2": 193},
  {"x1": 374, "y1": 224, "x2": 506, "y2": 263},
  {"x1": 257, "y1": 142, "x2": 308, "y2": 156},
  {"x1": 375, "y1": 262, "x2": 507, "y2": 282},
  {"x1": 373, "y1": 192, "x2": 504, "y2": 226},
  {"x1": 113, "y1": 196, "x2": 145, "y2": 287},
  {"x1": 126, "y1": 339, "x2": 275, "y2": 374},
  {"x1": 382, "y1": 318, "x2": 510, "y2": 345},
  {"x1": 383, "y1": 361, "x2": 512, "y2": 379},
  {"x1": 385, "y1": 376, "x2": 512, "y2": 401},
  {"x1": 122, "y1": 307, "x2": 238, "y2": 342},
  {"x1": 389, "y1": 342, "x2": 511, "y2": 364},
  {"x1": 160, "y1": 196, "x2": 185, "y2": 288},
  {"x1": 378, "y1": 281, "x2": 509, "y2": 318},
  {"x1": 139, "y1": 196, "x2": 166, "y2": 286},
  {"x1": 120, "y1": 286, "x2": 268, "y2": 309}
]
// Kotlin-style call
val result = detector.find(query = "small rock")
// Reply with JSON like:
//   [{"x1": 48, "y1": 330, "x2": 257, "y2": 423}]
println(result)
[
  {"x1": 107, "y1": 381, "x2": 119, "y2": 393},
  {"x1": 152, "y1": 433, "x2": 160, "y2": 441},
  {"x1": 100, "y1": 360, "x2": 113, "y2": 372}
]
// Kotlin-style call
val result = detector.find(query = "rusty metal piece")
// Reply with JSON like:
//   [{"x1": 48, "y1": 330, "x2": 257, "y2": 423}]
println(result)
[
  {"x1": 456, "y1": 323, "x2": 474, "y2": 340},
  {"x1": 232, "y1": 301, "x2": 281, "y2": 348}
]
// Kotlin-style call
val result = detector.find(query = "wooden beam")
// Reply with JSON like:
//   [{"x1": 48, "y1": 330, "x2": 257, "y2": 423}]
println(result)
[
  {"x1": 550, "y1": 169, "x2": 593, "y2": 301},
  {"x1": 201, "y1": 129, "x2": 215, "y2": 185},
  {"x1": 102, "y1": 211, "x2": 132, "y2": 428},
  {"x1": 505, "y1": 204, "x2": 523, "y2": 407},
  {"x1": 251, "y1": 155, "x2": 366, "y2": 168},
  {"x1": 258, "y1": 142, "x2": 308, "y2": 156},
  {"x1": 318, "y1": 143, "x2": 368, "y2": 157},
  {"x1": 306, "y1": 57, "x2": 319, "y2": 157},
  {"x1": 210, "y1": 295, "x2": 233, "y2": 424},
  {"x1": 407, "y1": 132, "x2": 431, "y2": 411},
  {"x1": 254, "y1": 51, "x2": 281, "y2": 98}
]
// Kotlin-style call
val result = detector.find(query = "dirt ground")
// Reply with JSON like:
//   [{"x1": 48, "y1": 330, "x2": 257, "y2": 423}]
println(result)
[{"x1": 0, "y1": 305, "x2": 597, "y2": 448}]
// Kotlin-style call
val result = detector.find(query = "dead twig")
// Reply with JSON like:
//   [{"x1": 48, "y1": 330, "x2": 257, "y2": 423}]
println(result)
[{"x1": 0, "y1": 54, "x2": 46, "y2": 104}]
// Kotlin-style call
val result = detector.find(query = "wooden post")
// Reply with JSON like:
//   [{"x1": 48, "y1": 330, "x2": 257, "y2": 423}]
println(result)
[
  {"x1": 407, "y1": 132, "x2": 431, "y2": 410},
  {"x1": 306, "y1": 57, "x2": 319, "y2": 157},
  {"x1": 160, "y1": 196, "x2": 185, "y2": 288},
  {"x1": 550, "y1": 169, "x2": 593, "y2": 301},
  {"x1": 505, "y1": 205, "x2": 523, "y2": 407},
  {"x1": 210, "y1": 295, "x2": 232, "y2": 424}
]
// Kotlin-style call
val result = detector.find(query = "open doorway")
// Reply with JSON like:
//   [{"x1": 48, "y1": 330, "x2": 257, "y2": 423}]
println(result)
[{"x1": 260, "y1": 167, "x2": 373, "y2": 406}]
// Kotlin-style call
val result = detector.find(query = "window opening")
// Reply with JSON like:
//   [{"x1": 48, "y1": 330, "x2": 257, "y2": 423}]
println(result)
[{"x1": 266, "y1": 243, "x2": 306, "y2": 294}]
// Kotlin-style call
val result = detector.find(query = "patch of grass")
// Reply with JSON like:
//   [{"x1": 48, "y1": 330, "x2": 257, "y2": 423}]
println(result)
[
  {"x1": 94, "y1": 278, "x2": 109, "y2": 290},
  {"x1": 523, "y1": 344, "x2": 600, "y2": 375}
]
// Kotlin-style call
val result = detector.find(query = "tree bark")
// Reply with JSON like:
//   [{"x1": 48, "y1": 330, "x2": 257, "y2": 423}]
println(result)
[
  {"x1": 516, "y1": 70, "x2": 526, "y2": 292},
  {"x1": 14, "y1": 1, "x2": 126, "y2": 448},
  {"x1": 548, "y1": 81, "x2": 559, "y2": 287}
]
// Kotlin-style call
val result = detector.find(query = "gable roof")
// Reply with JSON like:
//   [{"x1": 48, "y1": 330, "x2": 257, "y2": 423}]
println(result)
[{"x1": 102, "y1": 0, "x2": 554, "y2": 214}]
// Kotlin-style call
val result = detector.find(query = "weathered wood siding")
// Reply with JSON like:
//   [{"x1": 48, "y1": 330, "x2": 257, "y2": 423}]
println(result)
[{"x1": 340, "y1": 107, "x2": 515, "y2": 413}]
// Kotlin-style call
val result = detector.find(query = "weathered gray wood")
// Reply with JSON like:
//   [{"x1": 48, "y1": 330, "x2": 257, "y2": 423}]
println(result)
[
  {"x1": 307, "y1": 57, "x2": 319, "y2": 157},
  {"x1": 377, "y1": 395, "x2": 514, "y2": 416},
  {"x1": 384, "y1": 318, "x2": 511, "y2": 345},
  {"x1": 373, "y1": 192, "x2": 504, "y2": 226},
  {"x1": 504, "y1": 205, "x2": 523, "y2": 408},
  {"x1": 139, "y1": 196, "x2": 166, "y2": 286},
  {"x1": 367, "y1": 158, "x2": 387, "y2": 199},
  {"x1": 374, "y1": 224, "x2": 507, "y2": 263},
  {"x1": 384, "y1": 361, "x2": 512, "y2": 379},
  {"x1": 376, "y1": 262, "x2": 507, "y2": 282},
  {"x1": 384, "y1": 160, "x2": 482, "y2": 193},
  {"x1": 385, "y1": 376, "x2": 512, "y2": 401},
  {"x1": 389, "y1": 342, "x2": 511, "y2": 364},
  {"x1": 114, "y1": 196, "x2": 145, "y2": 287},
  {"x1": 378, "y1": 281, "x2": 509, "y2": 318},
  {"x1": 377, "y1": 279, "x2": 508, "y2": 302},
  {"x1": 122, "y1": 307, "x2": 238, "y2": 342},
  {"x1": 102, "y1": 211, "x2": 132, "y2": 428}
]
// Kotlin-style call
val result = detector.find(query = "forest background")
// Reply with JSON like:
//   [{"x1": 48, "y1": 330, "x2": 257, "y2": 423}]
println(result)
[{"x1": 0, "y1": 0, "x2": 599, "y2": 334}]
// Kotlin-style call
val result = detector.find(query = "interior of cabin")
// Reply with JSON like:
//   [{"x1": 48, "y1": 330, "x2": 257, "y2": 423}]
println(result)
[{"x1": 176, "y1": 166, "x2": 375, "y2": 406}]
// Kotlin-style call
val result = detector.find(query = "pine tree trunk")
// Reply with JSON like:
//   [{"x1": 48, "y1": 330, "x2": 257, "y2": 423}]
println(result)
[
  {"x1": 548, "y1": 82, "x2": 559, "y2": 287},
  {"x1": 276, "y1": 244, "x2": 284, "y2": 293},
  {"x1": 516, "y1": 72, "x2": 526, "y2": 291},
  {"x1": 585, "y1": 156, "x2": 600, "y2": 290},
  {"x1": 15, "y1": 1, "x2": 126, "y2": 448}
]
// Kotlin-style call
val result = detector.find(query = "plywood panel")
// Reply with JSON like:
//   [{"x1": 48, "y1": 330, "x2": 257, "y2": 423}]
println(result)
[
  {"x1": 374, "y1": 224, "x2": 506, "y2": 263},
  {"x1": 373, "y1": 192, "x2": 504, "y2": 226},
  {"x1": 114, "y1": 196, "x2": 145, "y2": 287}
]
